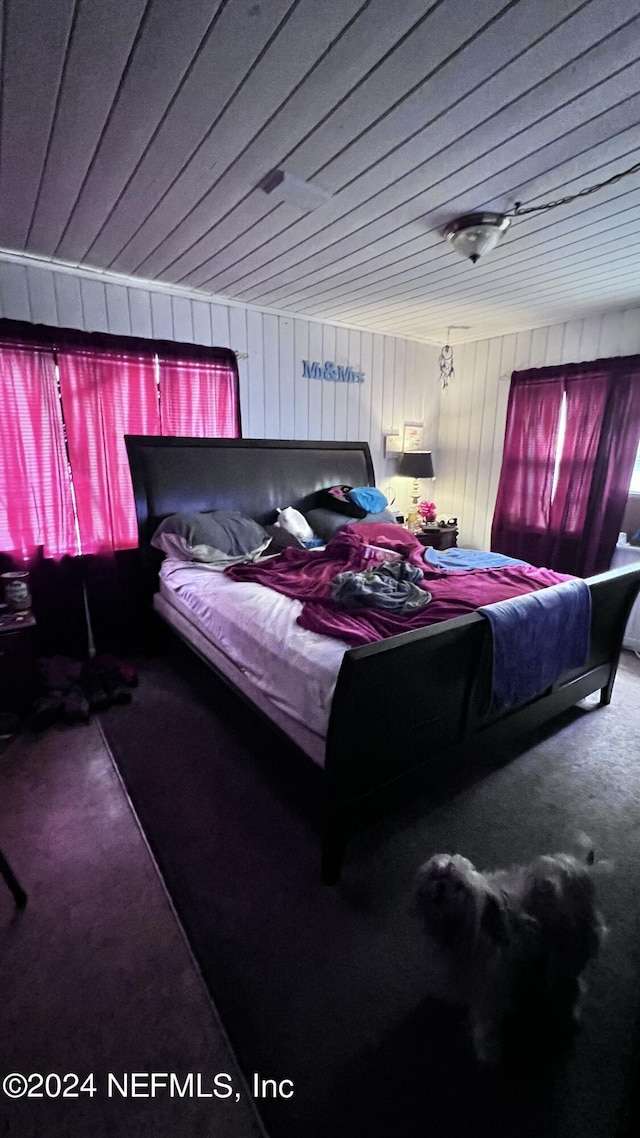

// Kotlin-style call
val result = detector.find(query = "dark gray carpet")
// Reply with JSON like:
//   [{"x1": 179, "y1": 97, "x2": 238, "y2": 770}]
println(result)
[{"x1": 102, "y1": 641, "x2": 640, "y2": 1138}]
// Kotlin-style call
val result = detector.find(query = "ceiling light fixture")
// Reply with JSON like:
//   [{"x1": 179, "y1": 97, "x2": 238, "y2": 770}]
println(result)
[
  {"x1": 444, "y1": 157, "x2": 640, "y2": 264},
  {"x1": 444, "y1": 213, "x2": 511, "y2": 264}
]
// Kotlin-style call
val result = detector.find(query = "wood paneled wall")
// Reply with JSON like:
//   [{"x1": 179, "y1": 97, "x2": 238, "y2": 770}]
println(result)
[
  {"x1": 0, "y1": 256, "x2": 439, "y2": 508},
  {"x1": 436, "y1": 308, "x2": 640, "y2": 550},
  {"x1": 3, "y1": 256, "x2": 637, "y2": 543}
]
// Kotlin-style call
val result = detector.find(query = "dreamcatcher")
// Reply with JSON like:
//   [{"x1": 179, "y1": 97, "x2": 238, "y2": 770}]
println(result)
[
  {"x1": 439, "y1": 343, "x2": 455, "y2": 390},
  {"x1": 438, "y1": 326, "x2": 468, "y2": 389}
]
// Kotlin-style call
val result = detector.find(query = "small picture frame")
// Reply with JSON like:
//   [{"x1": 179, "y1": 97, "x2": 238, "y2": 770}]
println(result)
[{"x1": 402, "y1": 422, "x2": 423, "y2": 452}]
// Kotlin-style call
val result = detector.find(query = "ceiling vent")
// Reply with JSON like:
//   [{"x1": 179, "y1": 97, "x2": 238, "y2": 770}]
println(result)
[{"x1": 258, "y1": 169, "x2": 331, "y2": 213}]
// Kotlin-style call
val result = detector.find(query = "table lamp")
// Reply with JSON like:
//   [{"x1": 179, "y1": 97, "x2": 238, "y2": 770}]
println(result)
[{"x1": 398, "y1": 450, "x2": 435, "y2": 530}]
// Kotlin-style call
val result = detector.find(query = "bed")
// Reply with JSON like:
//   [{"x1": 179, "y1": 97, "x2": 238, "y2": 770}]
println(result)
[{"x1": 125, "y1": 435, "x2": 640, "y2": 882}]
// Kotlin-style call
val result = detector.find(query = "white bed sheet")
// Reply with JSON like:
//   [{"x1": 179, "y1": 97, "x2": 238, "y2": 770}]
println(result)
[{"x1": 159, "y1": 558, "x2": 349, "y2": 739}]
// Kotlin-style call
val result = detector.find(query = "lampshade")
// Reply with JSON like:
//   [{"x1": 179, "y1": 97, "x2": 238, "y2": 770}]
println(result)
[
  {"x1": 398, "y1": 451, "x2": 435, "y2": 479},
  {"x1": 444, "y1": 212, "x2": 511, "y2": 264}
]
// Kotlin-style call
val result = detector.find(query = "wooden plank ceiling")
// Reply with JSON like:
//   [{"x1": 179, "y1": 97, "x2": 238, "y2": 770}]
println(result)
[{"x1": 1, "y1": 0, "x2": 640, "y2": 344}]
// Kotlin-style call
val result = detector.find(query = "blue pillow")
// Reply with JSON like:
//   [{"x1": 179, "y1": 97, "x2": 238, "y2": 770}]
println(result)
[{"x1": 348, "y1": 486, "x2": 388, "y2": 513}]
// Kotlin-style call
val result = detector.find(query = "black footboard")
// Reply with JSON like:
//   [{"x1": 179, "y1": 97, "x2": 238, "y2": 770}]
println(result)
[{"x1": 322, "y1": 562, "x2": 640, "y2": 882}]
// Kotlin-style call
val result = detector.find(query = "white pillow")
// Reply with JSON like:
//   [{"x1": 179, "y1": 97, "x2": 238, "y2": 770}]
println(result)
[{"x1": 273, "y1": 507, "x2": 316, "y2": 543}]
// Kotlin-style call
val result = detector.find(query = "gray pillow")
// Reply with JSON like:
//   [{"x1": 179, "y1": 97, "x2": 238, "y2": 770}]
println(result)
[
  {"x1": 305, "y1": 506, "x2": 399, "y2": 543},
  {"x1": 151, "y1": 510, "x2": 269, "y2": 565},
  {"x1": 263, "y1": 523, "x2": 305, "y2": 552}
]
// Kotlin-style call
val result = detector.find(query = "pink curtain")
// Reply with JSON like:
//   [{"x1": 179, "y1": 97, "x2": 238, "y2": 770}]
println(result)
[
  {"x1": 1, "y1": 322, "x2": 241, "y2": 559},
  {"x1": 490, "y1": 373, "x2": 564, "y2": 561},
  {"x1": 0, "y1": 342, "x2": 77, "y2": 559},
  {"x1": 548, "y1": 372, "x2": 608, "y2": 538},
  {"x1": 159, "y1": 355, "x2": 239, "y2": 437},
  {"x1": 492, "y1": 358, "x2": 640, "y2": 575},
  {"x1": 559, "y1": 365, "x2": 640, "y2": 576},
  {"x1": 57, "y1": 348, "x2": 161, "y2": 554}
]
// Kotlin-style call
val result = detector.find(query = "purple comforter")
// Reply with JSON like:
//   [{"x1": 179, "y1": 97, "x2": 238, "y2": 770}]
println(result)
[{"x1": 225, "y1": 526, "x2": 574, "y2": 647}]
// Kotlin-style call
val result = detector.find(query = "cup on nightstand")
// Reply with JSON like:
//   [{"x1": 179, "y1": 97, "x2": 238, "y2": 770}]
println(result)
[{"x1": 1, "y1": 571, "x2": 32, "y2": 613}]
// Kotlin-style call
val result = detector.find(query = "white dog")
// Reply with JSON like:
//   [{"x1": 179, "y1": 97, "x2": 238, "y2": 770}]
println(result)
[{"x1": 414, "y1": 848, "x2": 606, "y2": 1064}]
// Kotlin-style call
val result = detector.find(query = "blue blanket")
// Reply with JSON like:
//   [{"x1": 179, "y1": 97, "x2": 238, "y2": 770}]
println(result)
[
  {"x1": 479, "y1": 579, "x2": 591, "y2": 712},
  {"x1": 424, "y1": 547, "x2": 531, "y2": 572}
]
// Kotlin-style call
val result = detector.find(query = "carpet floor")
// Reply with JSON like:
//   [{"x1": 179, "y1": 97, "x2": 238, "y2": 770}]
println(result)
[{"x1": 101, "y1": 641, "x2": 640, "y2": 1138}]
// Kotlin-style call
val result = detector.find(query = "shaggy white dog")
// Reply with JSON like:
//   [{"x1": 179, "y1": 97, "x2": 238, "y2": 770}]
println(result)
[{"x1": 414, "y1": 848, "x2": 606, "y2": 1064}]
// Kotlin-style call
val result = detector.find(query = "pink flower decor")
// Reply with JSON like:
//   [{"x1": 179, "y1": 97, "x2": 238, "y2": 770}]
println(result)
[{"x1": 418, "y1": 500, "x2": 437, "y2": 523}]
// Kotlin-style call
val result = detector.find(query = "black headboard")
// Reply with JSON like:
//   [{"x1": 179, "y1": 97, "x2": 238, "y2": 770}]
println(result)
[{"x1": 125, "y1": 435, "x2": 376, "y2": 549}]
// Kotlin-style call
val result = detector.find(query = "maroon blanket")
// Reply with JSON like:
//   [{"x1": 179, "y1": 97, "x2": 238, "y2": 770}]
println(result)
[{"x1": 226, "y1": 526, "x2": 574, "y2": 647}]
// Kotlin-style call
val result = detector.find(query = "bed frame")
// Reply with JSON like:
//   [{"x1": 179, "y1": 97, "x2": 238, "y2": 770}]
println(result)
[{"x1": 126, "y1": 435, "x2": 640, "y2": 883}]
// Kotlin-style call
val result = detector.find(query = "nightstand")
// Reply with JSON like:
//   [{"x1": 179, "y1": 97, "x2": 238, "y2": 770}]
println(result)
[
  {"x1": 0, "y1": 612, "x2": 39, "y2": 713},
  {"x1": 414, "y1": 526, "x2": 458, "y2": 551}
]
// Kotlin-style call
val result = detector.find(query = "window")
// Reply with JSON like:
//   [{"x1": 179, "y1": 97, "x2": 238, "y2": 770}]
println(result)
[
  {"x1": 0, "y1": 321, "x2": 240, "y2": 559},
  {"x1": 491, "y1": 357, "x2": 640, "y2": 576},
  {"x1": 630, "y1": 439, "x2": 640, "y2": 495},
  {"x1": 550, "y1": 390, "x2": 568, "y2": 503},
  {"x1": 0, "y1": 341, "x2": 77, "y2": 559}
]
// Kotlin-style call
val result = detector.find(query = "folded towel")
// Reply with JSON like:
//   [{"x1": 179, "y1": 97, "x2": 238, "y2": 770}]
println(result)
[
  {"x1": 424, "y1": 547, "x2": 532, "y2": 572},
  {"x1": 479, "y1": 578, "x2": 591, "y2": 712}
]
